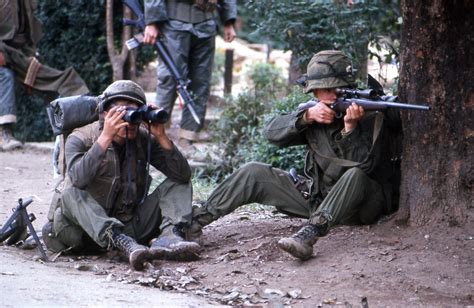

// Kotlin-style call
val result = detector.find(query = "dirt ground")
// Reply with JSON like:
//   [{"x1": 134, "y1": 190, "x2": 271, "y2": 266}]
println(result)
[{"x1": 1, "y1": 147, "x2": 473, "y2": 307}]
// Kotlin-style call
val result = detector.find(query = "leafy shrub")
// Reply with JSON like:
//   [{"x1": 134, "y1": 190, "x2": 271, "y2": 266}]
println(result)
[
  {"x1": 211, "y1": 49, "x2": 225, "y2": 89},
  {"x1": 212, "y1": 60, "x2": 311, "y2": 178},
  {"x1": 236, "y1": 88, "x2": 310, "y2": 174},
  {"x1": 248, "y1": 62, "x2": 286, "y2": 98}
]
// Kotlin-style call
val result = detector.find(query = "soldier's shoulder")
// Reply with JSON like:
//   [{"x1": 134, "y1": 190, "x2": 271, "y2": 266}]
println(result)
[{"x1": 69, "y1": 121, "x2": 100, "y2": 144}]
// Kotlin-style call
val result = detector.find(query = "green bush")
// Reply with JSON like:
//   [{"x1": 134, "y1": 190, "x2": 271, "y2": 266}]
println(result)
[
  {"x1": 212, "y1": 61, "x2": 311, "y2": 178},
  {"x1": 234, "y1": 88, "x2": 310, "y2": 175},
  {"x1": 248, "y1": 62, "x2": 286, "y2": 97},
  {"x1": 211, "y1": 49, "x2": 225, "y2": 89}
]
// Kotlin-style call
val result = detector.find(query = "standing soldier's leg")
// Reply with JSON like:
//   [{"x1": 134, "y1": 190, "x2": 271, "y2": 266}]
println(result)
[
  {"x1": 155, "y1": 28, "x2": 191, "y2": 124},
  {"x1": 278, "y1": 167, "x2": 385, "y2": 260},
  {"x1": 189, "y1": 162, "x2": 312, "y2": 237},
  {"x1": 32, "y1": 65, "x2": 89, "y2": 96},
  {"x1": 179, "y1": 34, "x2": 215, "y2": 142},
  {"x1": 0, "y1": 67, "x2": 22, "y2": 151},
  {"x1": 5, "y1": 48, "x2": 89, "y2": 97}
]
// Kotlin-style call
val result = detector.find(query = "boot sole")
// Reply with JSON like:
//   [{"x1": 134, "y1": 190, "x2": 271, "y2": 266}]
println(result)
[
  {"x1": 149, "y1": 246, "x2": 172, "y2": 260},
  {"x1": 164, "y1": 242, "x2": 201, "y2": 261},
  {"x1": 277, "y1": 238, "x2": 313, "y2": 261},
  {"x1": 129, "y1": 248, "x2": 151, "y2": 271}
]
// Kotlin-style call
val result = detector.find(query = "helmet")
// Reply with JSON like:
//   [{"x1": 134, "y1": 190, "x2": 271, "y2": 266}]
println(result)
[
  {"x1": 99, "y1": 80, "x2": 146, "y2": 111},
  {"x1": 303, "y1": 50, "x2": 355, "y2": 93}
]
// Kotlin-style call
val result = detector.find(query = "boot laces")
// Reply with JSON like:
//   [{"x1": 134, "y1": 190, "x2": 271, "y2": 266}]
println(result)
[
  {"x1": 172, "y1": 225, "x2": 185, "y2": 239},
  {"x1": 294, "y1": 224, "x2": 317, "y2": 241},
  {"x1": 114, "y1": 234, "x2": 137, "y2": 252}
]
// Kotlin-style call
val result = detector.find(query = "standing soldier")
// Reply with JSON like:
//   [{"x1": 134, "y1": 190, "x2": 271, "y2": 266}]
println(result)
[
  {"x1": 143, "y1": 0, "x2": 237, "y2": 159},
  {"x1": 0, "y1": 0, "x2": 89, "y2": 151}
]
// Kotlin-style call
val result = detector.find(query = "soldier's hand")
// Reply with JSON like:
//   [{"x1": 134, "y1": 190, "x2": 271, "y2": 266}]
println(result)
[
  {"x1": 147, "y1": 104, "x2": 173, "y2": 150},
  {"x1": 97, "y1": 106, "x2": 128, "y2": 150},
  {"x1": 306, "y1": 102, "x2": 336, "y2": 124},
  {"x1": 343, "y1": 102, "x2": 365, "y2": 133},
  {"x1": 144, "y1": 24, "x2": 159, "y2": 45},
  {"x1": 223, "y1": 24, "x2": 236, "y2": 42},
  {"x1": 0, "y1": 52, "x2": 5, "y2": 66}
]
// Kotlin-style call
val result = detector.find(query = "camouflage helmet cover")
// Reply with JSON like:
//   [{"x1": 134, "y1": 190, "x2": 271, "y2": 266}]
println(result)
[
  {"x1": 303, "y1": 50, "x2": 355, "y2": 93},
  {"x1": 100, "y1": 80, "x2": 146, "y2": 111}
]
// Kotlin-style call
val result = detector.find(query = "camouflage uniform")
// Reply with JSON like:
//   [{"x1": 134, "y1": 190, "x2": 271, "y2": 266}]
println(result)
[
  {"x1": 144, "y1": 0, "x2": 237, "y2": 141},
  {"x1": 0, "y1": 0, "x2": 88, "y2": 149},
  {"x1": 191, "y1": 51, "x2": 399, "y2": 260}
]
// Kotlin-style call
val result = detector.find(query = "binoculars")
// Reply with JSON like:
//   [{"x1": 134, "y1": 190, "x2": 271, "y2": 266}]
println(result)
[{"x1": 122, "y1": 105, "x2": 169, "y2": 125}]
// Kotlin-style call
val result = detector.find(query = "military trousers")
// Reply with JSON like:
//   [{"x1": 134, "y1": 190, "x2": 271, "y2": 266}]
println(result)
[
  {"x1": 0, "y1": 67, "x2": 16, "y2": 124},
  {"x1": 46, "y1": 179, "x2": 193, "y2": 252},
  {"x1": 0, "y1": 46, "x2": 88, "y2": 124},
  {"x1": 155, "y1": 26, "x2": 215, "y2": 140},
  {"x1": 204, "y1": 162, "x2": 385, "y2": 229}
]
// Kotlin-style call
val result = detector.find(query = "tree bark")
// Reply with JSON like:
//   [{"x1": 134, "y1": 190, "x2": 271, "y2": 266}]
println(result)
[
  {"x1": 106, "y1": 1, "x2": 132, "y2": 81},
  {"x1": 288, "y1": 52, "x2": 302, "y2": 86},
  {"x1": 397, "y1": 0, "x2": 473, "y2": 225}
]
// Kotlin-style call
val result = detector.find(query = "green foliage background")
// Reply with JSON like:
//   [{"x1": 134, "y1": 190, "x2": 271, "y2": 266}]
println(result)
[
  {"x1": 210, "y1": 63, "x2": 310, "y2": 179},
  {"x1": 244, "y1": 0, "x2": 400, "y2": 70},
  {"x1": 15, "y1": 0, "x2": 155, "y2": 141}
]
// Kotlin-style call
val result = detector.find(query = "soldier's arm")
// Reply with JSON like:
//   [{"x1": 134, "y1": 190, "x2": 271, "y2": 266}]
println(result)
[
  {"x1": 67, "y1": 107, "x2": 127, "y2": 188},
  {"x1": 334, "y1": 112, "x2": 383, "y2": 174},
  {"x1": 149, "y1": 137, "x2": 192, "y2": 184},
  {"x1": 144, "y1": 0, "x2": 168, "y2": 25},
  {"x1": 65, "y1": 133, "x2": 105, "y2": 189},
  {"x1": 143, "y1": 0, "x2": 168, "y2": 45},
  {"x1": 218, "y1": 0, "x2": 237, "y2": 25},
  {"x1": 263, "y1": 111, "x2": 308, "y2": 147}
]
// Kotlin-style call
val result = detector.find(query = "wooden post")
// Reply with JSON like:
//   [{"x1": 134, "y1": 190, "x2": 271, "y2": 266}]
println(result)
[{"x1": 224, "y1": 49, "x2": 234, "y2": 95}]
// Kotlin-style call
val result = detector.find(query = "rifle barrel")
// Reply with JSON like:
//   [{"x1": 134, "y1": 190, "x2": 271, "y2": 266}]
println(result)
[{"x1": 338, "y1": 98, "x2": 431, "y2": 111}]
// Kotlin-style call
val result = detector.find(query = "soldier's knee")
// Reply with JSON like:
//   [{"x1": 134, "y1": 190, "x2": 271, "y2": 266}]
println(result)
[
  {"x1": 60, "y1": 187, "x2": 81, "y2": 208},
  {"x1": 43, "y1": 207, "x2": 85, "y2": 252},
  {"x1": 239, "y1": 162, "x2": 271, "y2": 178}
]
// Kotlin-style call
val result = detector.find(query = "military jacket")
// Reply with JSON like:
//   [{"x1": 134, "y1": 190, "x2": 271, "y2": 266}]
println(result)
[
  {"x1": 145, "y1": 0, "x2": 237, "y2": 27},
  {"x1": 263, "y1": 107, "x2": 397, "y2": 214},
  {"x1": 64, "y1": 121, "x2": 191, "y2": 222}
]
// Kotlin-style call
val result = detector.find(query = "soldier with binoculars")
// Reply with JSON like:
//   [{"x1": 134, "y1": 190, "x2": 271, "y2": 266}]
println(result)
[{"x1": 42, "y1": 80, "x2": 200, "y2": 270}]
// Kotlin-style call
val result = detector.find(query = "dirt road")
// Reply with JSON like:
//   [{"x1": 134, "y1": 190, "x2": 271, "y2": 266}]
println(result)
[{"x1": 1, "y1": 148, "x2": 473, "y2": 307}]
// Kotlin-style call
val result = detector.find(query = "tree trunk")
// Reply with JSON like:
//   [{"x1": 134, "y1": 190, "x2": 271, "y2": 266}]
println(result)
[
  {"x1": 397, "y1": 0, "x2": 473, "y2": 225},
  {"x1": 288, "y1": 52, "x2": 302, "y2": 86},
  {"x1": 106, "y1": 0, "x2": 131, "y2": 81}
]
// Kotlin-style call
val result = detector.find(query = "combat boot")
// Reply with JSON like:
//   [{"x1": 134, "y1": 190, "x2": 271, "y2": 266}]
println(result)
[
  {"x1": 186, "y1": 205, "x2": 214, "y2": 242},
  {"x1": 150, "y1": 225, "x2": 200, "y2": 261},
  {"x1": 278, "y1": 218, "x2": 329, "y2": 261},
  {"x1": 112, "y1": 233, "x2": 150, "y2": 270},
  {"x1": 0, "y1": 124, "x2": 22, "y2": 151}
]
